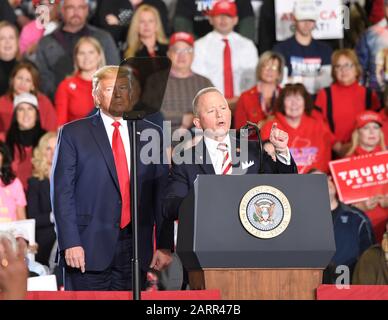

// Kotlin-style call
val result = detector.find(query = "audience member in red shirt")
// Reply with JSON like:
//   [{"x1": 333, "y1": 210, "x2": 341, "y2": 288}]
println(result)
[
  {"x1": 315, "y1": 49, "x2": 380, "y2": 157},
  {"x1": 55, "y1": 36, "x2": 106, "y2": 126},
  {"x1": 234, "y1": 51, "x2": 284, "y2": 130},
  {"x1": 262, "y1": 83, "x2": 334, "y2": 173},
  {"x1": 345, "y1": 111, "x2": 388, "y2": 242},
  {"x1": 5, "y1": 93, "x2": 46, "y2": 191},
  {"x1": 0, "y1": 61, "x2": 57, "y2": 138}
]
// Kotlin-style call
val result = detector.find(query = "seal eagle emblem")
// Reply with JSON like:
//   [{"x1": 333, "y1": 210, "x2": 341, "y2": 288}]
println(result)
[{"x1": 239, "y1": 185, "x2": 291, "y2": 239}]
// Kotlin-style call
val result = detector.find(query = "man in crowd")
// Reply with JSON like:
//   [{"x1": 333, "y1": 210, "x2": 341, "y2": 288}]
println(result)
[
  {"x1": 310, "y1": 169, "x2": 375, "y2": 284},
  {"x1": 191, "y1": 1, "x2": 258, "y2": 110},
  {"x1": 161, "y1": 31, "x2": 212, "y2": 143},
  {"x1": 36, "y1": 0, "x2": 120, "y2": 100},
  {"x1": 273, "y1": 0, "x2": 332, "y2": 95},
  {"x1": 174, "y1": 0, "x2": 255, "y2": 41}
]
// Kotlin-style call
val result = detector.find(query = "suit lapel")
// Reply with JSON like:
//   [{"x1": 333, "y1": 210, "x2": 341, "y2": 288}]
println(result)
[
  {"x1": 195, "y1": 138, "x2": 215, "y2": 175},
  {"x1": 230, "y1": 136, "x2": 241, "y2": 171},
  {"x1": 89, "y1": 112, "x2": 120, "y2": 192}
]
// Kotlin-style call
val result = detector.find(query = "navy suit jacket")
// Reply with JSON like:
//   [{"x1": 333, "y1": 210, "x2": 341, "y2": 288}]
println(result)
[
  {"x1": 51, "y1": 111, "x2": 172, "y2": 272},
  {"x1": 164, "y1": 137, "x2": 298, "y2": 221}
]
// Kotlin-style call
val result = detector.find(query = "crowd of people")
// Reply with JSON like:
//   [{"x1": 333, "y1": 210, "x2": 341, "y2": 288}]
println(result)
[{"x1": 0, "y1": 0, "x2": 388, "y2": 297}]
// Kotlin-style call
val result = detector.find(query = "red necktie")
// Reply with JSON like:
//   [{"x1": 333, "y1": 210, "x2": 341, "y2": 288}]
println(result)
[
  {"x1": 223, "y1": 38, "x2": 234, "y2": 99},
  {"x1": 217, "y1": 143, "x2": 232, "y2": 175},
  {"x1": 112, "y1": 121, "x2": 131, "y2": 228}
]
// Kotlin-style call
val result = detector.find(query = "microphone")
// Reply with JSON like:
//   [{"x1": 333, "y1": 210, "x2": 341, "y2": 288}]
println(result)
[{"x1": 240, "y1": 121, "x2": 264, "y2": 174}]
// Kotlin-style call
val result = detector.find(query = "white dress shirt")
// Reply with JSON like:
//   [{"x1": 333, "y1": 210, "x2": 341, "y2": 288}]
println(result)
[
  {"x1": 100, "y1": 110, "x2": 131, "y2": 174},
  {"x1": 192, "y1": 31, "x2": 259, "y2": 96},
  {"x1": 204, "y1": 135, "x2": 232, "y2": 174},
  {"x1": 204, "y1": 134, "x2": 291, "y2": 174}
]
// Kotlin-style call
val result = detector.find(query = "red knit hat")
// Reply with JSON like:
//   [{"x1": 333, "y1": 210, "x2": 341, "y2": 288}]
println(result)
[
  {"x1": 169, "y1": 32, "x2": 194, "y2": 48},
  {"x1": 355, "y1": 111, "x2": 383, "y2": 129},
  {"x1": 209, "y1": 1, "x2": 238, "y2": 17}
]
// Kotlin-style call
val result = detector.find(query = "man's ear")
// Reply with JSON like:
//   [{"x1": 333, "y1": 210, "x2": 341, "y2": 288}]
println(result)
[
  {"x1": 208, "y1": 16, "x2": 215, "y2": 27},
  {"x1": 232, "y1": 16, "x2": 239, "y2": 27},
  {"x1": 193, "y1": 116, "x2": 202, "y2": 130}
]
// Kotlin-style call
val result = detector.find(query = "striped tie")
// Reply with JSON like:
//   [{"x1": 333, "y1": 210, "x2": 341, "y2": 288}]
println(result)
[{"x1": 217, "y1": 143, "x2": 232, "y2": 175}]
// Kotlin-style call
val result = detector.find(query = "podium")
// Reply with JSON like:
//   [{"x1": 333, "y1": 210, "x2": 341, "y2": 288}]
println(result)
[{"x1": 176, "y1": 174, "x2": 335, "y2": 300}]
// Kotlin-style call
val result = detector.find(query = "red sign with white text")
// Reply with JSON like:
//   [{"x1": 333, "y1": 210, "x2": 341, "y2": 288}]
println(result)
[{"x1": 329, "y1": 151, "x2": 388, "y2": 204}]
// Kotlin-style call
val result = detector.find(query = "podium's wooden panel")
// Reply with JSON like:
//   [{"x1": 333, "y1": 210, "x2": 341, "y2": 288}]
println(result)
[{"x1": 189, "y1": 268, "x2": 322, "y2": 300}]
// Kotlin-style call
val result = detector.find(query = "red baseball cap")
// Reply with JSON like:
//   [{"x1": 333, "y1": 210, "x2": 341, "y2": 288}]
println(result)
[
  {"x1": 169, "y1": 32, "x2": 195, "y2": 47},
  {"x1": 355, "y1": 111, "x2": 383, "y2": 129},
  {"x1": 209, "y1": 1, "x2": 238, "y2": 17},
  {"x1": 32, "y1": 0, "x2": 59, "y2": 6}
]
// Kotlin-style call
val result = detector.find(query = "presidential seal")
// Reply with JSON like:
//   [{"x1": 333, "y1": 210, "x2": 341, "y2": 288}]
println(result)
[{"x1": 239, "y1": 186, "x2": 291, "y2": 239}]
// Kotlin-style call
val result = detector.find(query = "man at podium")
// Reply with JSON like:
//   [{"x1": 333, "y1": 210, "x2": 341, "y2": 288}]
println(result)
[{"x1": 164, "y1": 87, "x2": 297, "y2": 221}]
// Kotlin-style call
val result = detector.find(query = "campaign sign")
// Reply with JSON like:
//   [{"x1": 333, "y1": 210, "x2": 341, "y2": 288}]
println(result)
[
  {"x1": 275, "y1": 0, "x2": 344, "y2": 41},
  {"x1": 329, "y1": 151, "x2": 388, "y2": 204}
]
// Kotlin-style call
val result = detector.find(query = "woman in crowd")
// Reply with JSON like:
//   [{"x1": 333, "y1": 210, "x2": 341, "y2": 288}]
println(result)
[
  {"x1": 0, "y1": 61, "x2": 57, "y2": 137},
  {"x1": 0, "y1": 21, "x2": 19, "y2": 96},
  {"x1": 315, "y1": 49, "x2": 380, "y2": 157},
  {"x1": 6, "y1": 93, "x2": 46, "y2": 190},
  {"x1": 55, "y1": 37, "x2": 106, "y2": 126},
  {"x1": 344, "y1": 110, "x2": 388, "y2": 243},
  {"x1": 27, "y1": 132, "x2": 57, "y2": 266},
  {"x1": 261, "y1": 83, "x2": 334, "y2": 174},
  {"x1": 234, "y1": 51, "x2": 284, "y2": 130},
  {"x1": 0, "y1": 141, "x2": 26, "y2": 223},
  {"x1": 92, "y1": 0, "x2": 169, "y2": 54},
  {"x1": 124, "y1": 4, "x2": 168, "y2": 58}
]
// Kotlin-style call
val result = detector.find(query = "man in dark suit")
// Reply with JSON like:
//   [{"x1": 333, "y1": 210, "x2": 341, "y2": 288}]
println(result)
[
  {"x1": 165, "y1": 87, "x2": 297, "y2": 222},
  {"x1": 51, "y1": 65, "x2": 173, "y2": 290}
]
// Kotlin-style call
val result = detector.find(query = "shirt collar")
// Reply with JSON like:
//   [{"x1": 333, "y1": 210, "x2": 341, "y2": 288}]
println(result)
[
  {"x1": 100, "y1": 109, "x2": 126, "y2": 127},
  {"x1": 204, "y1": 134, "x2": 231, "y2": 156},
  {"x1": 212, "y1": 30, "x2": 235, "y2": 41}
]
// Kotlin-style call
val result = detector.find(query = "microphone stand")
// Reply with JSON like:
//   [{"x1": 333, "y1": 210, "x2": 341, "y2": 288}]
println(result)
[
  {"x1": 240, "y1": 121, "x2": 264, "y2": 174},
  {"x1": 123, "y1": 110, "x2": 146, "y2": 301}
]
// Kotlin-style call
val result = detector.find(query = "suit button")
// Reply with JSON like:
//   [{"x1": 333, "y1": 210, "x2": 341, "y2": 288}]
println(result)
[
  {"x1": 115, "y1": 222, "x2": 119, "y2": 228},
  {"x1": 118, "y1": 200, "x2": 122, "y2": 205}
]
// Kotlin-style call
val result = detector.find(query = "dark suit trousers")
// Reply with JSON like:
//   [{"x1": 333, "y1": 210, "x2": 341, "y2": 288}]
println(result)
[{"x1": 64, "y1": 225, "x2": 146, "y2": 291}]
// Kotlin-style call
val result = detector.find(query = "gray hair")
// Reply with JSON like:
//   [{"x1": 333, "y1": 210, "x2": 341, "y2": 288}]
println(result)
[{"x1": 192, "y1": 87, "x2": 227, "y2": 116}]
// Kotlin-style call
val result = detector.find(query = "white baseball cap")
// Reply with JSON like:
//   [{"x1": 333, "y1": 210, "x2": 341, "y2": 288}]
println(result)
[
  {"x1": 13, "y1": 92, "x2": 38, "y2": 109},
  {"x1": 293, "y1": 0, "x2": 319, "y2": 21}
]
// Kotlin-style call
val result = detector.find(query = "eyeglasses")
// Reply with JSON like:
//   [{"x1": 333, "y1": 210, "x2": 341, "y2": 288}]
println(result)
[
  {"x1": 170, "y1": 48, "x2": 193, "y2": 55},
  {"x1": 263, "y1": 64, "x2": 279, "y2": 71},
  {"x1": 334, "y1": 63, "x2": 354, "y2": 71}
]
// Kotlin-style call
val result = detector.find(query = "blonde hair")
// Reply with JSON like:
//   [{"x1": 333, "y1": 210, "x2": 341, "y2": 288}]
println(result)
[
  {"x1": 124, "y1": 5, "x2": 168, "y2": 58},
  {"x1": 256, "y1": 51, "x2": 285, "y2": 84},
  {"x1": 32, "y1": 131, "x2": 57, "y2": 180},
  {"x1": 345, "y1": 128, "x2": 386, "y2": 157},
  {"x1": 331, "y1": 49, "x2": 363, "y2": 83},
  {"x1": 73, "y1": 36, "x2": 106, "y2": 74}
]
